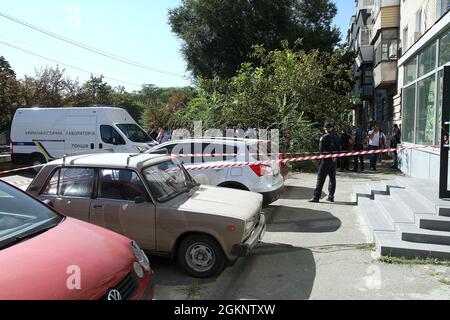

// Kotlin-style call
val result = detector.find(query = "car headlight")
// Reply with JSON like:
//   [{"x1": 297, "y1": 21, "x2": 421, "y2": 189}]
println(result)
[{"x1": 131, "y1": 241, "x2": 151, "y2": 272}]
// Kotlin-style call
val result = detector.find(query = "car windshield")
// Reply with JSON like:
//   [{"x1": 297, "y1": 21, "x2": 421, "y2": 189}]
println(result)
[
  {"x1": 142, "y1": 160, "x2": 197, "y2": 202},
  {"x1": 0, "y1": 182, "x2": 62, "y2": 249},
  {"x1": 117, "y1": 123, "x2": 153, "y2": 143}
]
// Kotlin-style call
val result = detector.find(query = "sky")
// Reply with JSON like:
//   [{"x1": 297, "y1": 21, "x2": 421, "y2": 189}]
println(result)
[{"x1": 0, "y1": 0, "x2": 356, "y2": 92}]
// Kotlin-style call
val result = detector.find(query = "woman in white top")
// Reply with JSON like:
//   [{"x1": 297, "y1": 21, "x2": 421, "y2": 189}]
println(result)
[{"x1": 368, "y1": 124, "x2": 380, "y2": 171}]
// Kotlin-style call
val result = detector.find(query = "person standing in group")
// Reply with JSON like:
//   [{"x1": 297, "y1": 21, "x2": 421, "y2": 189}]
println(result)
[
  {"x1": 378, "y1": 129, "x2": 387, "y2": 163},
  {"x1": 339, "y1": 128, "x2": 352, "y2": 172},
  {"x1": 147, "y1": 124, "x2": 159, "y2": 141},
  {"x1": 309, "y1": 123, "x2": 340, "y2": 203},
  {"x1": 351, "y1": 125, "x2": 366, "y2": 172},
  {"x1": 390, "y1": 124, "x2": 401, "y2": 170},
  {"x1": 159, "y1": 127, "x2": 172, "y2": 144},
  {"x1": 368, "y1": 123, "x2": 381, "y2": 171}
]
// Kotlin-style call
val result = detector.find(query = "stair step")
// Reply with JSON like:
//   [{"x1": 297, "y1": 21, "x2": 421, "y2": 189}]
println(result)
[
  {"x1": 398, "y1": 224, "x2": 450, "y2": 246},
  {"x1": 394, "y1": 178, "x2": 439, "y2": 212},
  {"x1": 375, "y1": 231, "x2": 450, "y2": 260},
  {"x1": 438, "y1": 206, "x2": 450, "y2": 217},
  {"x1": 358, "y1": 197, "x2": 395, "y2": 232},
  {"x1": 375, "y1": 194, "x2": 415, "y2": 224},
  {"x1": 389, "y1": 188, "x2": 435, "y2": 217},
  {"x1": 352, "y1": 184, "x2": 372, "y2": 203},
  {"x1": 417, "y1": 214, "x2": 450, "y2": 232}
]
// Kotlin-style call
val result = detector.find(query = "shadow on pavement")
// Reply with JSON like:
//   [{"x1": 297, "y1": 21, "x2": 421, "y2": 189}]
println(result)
[
  {"x1": 148, "y1": 256, "x2": 218, "y2": 287},
  {"x1": 205, "y1": 242, "x2": 316, "y2": 300},
  {"x1": 266, "y1": 206, "x2": 341, "y2": 233},
  {"x1": 279, "y1": 186, "x2": 319, "y2": 200}
]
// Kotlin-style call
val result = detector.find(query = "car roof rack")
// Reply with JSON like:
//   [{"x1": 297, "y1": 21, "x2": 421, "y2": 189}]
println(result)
[{"x1": 62, "y1": 149, "x2": 114, "y2": 167}]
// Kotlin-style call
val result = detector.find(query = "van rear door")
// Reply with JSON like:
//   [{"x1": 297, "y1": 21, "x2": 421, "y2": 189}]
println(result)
[{"x1": 64, "y1": 112, "x2": 98, "y2": 155}]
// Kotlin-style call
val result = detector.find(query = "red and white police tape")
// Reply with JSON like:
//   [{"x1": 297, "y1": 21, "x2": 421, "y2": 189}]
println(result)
[
  {"x1": 183, "y1": 145, "x2": 437, "y2": 171},
  {"x1": 0, "y1": 145, "x2": 437, "y2": 176}
]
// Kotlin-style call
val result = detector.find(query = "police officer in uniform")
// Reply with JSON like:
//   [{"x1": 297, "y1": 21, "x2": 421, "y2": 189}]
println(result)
[{"x1": 309, "y1": 122, "x2": 340, "y2": 203}]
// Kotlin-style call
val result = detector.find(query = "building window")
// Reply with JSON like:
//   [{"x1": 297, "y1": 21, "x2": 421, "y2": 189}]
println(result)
[
  {"x1": 403, "y1": 27, "x2": 409, "y2": 51},
  {"x1": 402, "y1": 85, "x2": 416, "y2": 143},
  {"x1": 416, "y1": 75, "x2": 436, "y2": 146},
  {"x1": 404, "y1": 57, "x2": 417, "y2": 85},
  {"x1": 440, "y1": 28, "x2": 450, "y2": 66},
  {"x1": 437, "y1": 0, "x2": 450, "y2": 19},
  {"x1": 418, "y1": 42, "x2": 437, "y2": 77},
  {"x1": 374, "y1": 29, "x2": 399, "y2": 66},
  {"x1": 416, "y1": 9, "x2": 423, "y2": 33}
]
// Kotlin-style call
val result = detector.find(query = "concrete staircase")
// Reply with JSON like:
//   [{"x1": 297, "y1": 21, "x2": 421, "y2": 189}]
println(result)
[{"x1": 353, "y1": 177, "x2": 450, "y2": 260}]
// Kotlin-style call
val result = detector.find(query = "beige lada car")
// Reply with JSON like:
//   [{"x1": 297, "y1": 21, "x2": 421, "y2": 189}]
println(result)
[{"x1": 27, "y1": 153, "x2": 266, "y2": 278}]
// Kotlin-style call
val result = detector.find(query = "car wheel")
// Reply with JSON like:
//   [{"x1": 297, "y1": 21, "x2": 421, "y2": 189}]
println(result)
[
  {"x1": 178, "y1": 234, "x2": 226, "y2": 278},
  {"x1": 31, "y1": 154, "x2": 47, "y2": 173}
]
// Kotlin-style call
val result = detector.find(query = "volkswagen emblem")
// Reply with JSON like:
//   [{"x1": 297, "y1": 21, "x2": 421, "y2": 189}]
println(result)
[{"x1": 107, "y1": 289, "x2": 122, "y2": 301}]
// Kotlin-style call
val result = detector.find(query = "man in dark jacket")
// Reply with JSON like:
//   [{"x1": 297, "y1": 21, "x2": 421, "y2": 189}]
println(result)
[
  {"x1": 390, "y1": 124, "x2": 401, "y2": 170},
  {"x1": 309, "y1": 123, "x2": 340, "y2": 203},
  {"x1": 352, "y1": 125, "x2": 366, "y2": 172},
  {"x1": 340, "y1": 128, "x2": 352, "y2": 172}
]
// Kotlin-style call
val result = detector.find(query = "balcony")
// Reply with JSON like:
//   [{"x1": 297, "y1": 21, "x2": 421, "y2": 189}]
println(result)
[
  {"x1": 356, "y1": 45, "x2": 374, "y2": 66},
  {"x1": 357, "y1": 0, "x2": 375, "y2": 12},
  {"x1": 370, "y1": 1, "x2": 400, "y2": 43},
  {"x1": 373, "y1": 61, "x2": 397, "y2": 88}
]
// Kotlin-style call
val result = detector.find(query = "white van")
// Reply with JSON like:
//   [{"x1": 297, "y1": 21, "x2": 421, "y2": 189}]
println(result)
[{"x1": 11, "y1": 107, "x2": 157, "y2": 168}]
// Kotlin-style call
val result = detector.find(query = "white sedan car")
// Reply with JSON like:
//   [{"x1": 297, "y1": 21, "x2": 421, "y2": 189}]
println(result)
[{"x1": 148, "y1": 138, "x2": 285, "y2": 205}]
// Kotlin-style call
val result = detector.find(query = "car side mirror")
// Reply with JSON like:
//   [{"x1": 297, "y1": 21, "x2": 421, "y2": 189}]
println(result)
[{"x1": 134, "y1": 196, "x2": 146, "y2": 204}]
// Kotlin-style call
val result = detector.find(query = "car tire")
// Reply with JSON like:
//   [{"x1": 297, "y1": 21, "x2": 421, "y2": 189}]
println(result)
[
  {"x1": 31, "y1": 154, "x2": 47, "y2": 173},
  {"x1": 178, "y1": 234, "x2": 226, "y2": 278}
]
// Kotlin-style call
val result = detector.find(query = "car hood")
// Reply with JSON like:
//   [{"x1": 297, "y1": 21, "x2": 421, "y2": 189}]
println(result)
[
  {"x1": 0, "y1": 218, "x2": 135, "y2": 300},
  {"x1": 174, "y1": 186, "x2": 263, "y2": 221}
]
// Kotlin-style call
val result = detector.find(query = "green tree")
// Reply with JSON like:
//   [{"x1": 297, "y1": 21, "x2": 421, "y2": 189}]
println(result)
[
  {"x1": 0, "y1": 56, "x2": 21, "y2": 131},
  {"x1": 81, "y1": 75, "x2": 115, "y2": 106},
  {"x1": 175, "y1": 44, "x2": 354, "y2": 152},
  {"x1": 21, "y1": 66, "x2": 79, "y2": 107},
  {"x1": 139, "y1": 86, "x2": 193, "y2": 129},
  {"x1": 169, "y1": 0, "x2": 340, "y2": 78}
]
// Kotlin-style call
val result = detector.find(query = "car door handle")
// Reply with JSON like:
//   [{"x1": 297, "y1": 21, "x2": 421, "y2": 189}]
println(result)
[{"x1": 93, "y1": 204, "x2": 104, "y2": 209}]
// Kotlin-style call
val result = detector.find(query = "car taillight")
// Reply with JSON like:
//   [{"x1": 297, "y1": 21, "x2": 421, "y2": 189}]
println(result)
[{"x1": 250, "y1": 164, "x2": 273, "y2": 177}]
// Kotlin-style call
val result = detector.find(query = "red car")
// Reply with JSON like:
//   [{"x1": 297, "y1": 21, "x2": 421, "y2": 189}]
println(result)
[{"x1": 0, "y1": 180, "x2": 154, "y2": 300}]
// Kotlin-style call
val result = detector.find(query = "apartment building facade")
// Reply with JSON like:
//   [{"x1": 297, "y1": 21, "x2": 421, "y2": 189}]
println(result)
[
  {"x1": 347, "y1": 0, "x2": 401, "y2": 134},
  {"x1": 348, "y1": 0, "x2": 450, "y2": 196}
]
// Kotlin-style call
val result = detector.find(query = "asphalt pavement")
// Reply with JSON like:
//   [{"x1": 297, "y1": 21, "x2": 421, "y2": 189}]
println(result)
[
  {"x1": 3, "y1": 163, "x2": 450, "y2": 300},
  {"x1": 153, "y1": 167, "x2": 450, "y2": 300}
]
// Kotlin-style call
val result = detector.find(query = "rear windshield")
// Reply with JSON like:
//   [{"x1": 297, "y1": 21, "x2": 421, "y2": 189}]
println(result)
[{"x1": 117, "y1": 124, "x2": 152, "y2": 143}]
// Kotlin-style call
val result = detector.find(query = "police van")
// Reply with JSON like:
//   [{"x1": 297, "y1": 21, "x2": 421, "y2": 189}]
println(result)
[{"x1": 10, "y1": 106, "x2": 158, "y2": 168}]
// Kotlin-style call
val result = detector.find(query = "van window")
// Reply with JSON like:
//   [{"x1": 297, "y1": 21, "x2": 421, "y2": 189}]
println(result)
[
  {"x1": 116, "y1": 124, "x2": 151, "y2": 143},
  {"x1": 42, "y1": 168, "x2": 94, "y2": 198},
  {"x1": 98, "y1": 169, "x2": 148, "y2": 201},
  {"x1": 101, "y1": 125, "x2": 126, "y2": 145}
]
